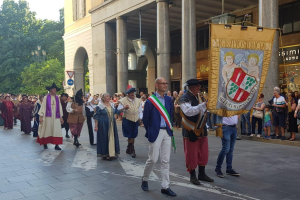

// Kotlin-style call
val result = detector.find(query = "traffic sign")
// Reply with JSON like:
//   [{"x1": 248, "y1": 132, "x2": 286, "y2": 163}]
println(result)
[
  {"x1": 67, "y1": 79, "x2": 74, "y2": 86},
  {"x1": 66, "y1": 71, "x2": 75, "y2": 79}
]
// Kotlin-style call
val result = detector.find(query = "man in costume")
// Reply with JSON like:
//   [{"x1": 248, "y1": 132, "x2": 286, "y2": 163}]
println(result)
[
  {"x1": 117, "y1": 88, "x2": 142, "y2": 158},
  {"x1": 1, "y1": 95, "x2": 15, "y2": 129},
  {"x1": 86, "y1": 96, "x2": 97, "y2": 145},
  {"x1": 37, "y1": 83, "x2": 64, "y2": 150},
  {"x1": 60, "y1": 93, "x2": 70, "y2": 138},
  {"x1": 66, "y1": 89, "x2": 85, "y2": 147},
  {"x1": 179, "y1": 79, "x2": 214, "y2": 185},
  {"x1": 11, "y1": 94, "x2": 19, "y2": 125},
  {"x1": 141, "y1": 77, "x2": 176, "y2": 197}
]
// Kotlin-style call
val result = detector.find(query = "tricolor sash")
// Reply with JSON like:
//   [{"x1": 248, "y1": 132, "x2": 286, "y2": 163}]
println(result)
[
  {"x1": 148, "y1": 95, "x2": 173, "y2": 131},
  {"x1": 148, "y1": 95, "x2": 176, "y2": 152}
]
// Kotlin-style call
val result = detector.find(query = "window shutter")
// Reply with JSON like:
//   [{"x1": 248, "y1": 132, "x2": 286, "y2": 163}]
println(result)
[{"x1": 72, "y1": 0, "x2": 77, "y2": 21}]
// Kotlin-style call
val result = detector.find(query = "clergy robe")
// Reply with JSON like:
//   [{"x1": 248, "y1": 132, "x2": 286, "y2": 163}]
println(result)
[
  {"x1": 19, "y1": 102, "x2": 34, "y2": 134},
  {"x1": 37, "y1": 94, "x2": 63, "y2": 145},
  {"x1": 1, "y1": 101, "x2": 14, "y2": 129}
]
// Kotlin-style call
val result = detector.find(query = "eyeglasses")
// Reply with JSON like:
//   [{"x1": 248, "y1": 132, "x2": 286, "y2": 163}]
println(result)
[{"x1": 157, "y1": 82, "x2": 168, "y2": 85}]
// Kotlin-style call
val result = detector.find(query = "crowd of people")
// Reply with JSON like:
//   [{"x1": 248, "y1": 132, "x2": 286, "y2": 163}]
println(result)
[{"x1": 1, "y1": 81, "x2": 300, "y2": 197}]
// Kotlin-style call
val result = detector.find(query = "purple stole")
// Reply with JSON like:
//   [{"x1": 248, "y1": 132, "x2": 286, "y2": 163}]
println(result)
[{"x1": 45, "y1": 94, "x2": 60, "y2": 118}]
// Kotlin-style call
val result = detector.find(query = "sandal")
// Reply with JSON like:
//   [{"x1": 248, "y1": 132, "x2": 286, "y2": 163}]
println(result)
[{"x1": 289, "y1": 138, "x2": 296, "y2": 141}]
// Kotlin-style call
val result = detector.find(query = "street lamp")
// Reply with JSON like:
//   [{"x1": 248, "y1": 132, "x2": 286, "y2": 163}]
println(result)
[
  {"x1": 31, "y1": 46, "x2": 46, "y2": 62},
  {"x1": 132, "y1": 10, "x2": 148, "y2": 58}
]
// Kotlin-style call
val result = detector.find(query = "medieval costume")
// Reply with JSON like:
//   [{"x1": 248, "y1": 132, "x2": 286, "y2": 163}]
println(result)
[
  {"x1": 11, "y1": 94, "x2": 19, "y2": 125},
  {"x1": 60, "y1": 93, "x2": 70, "y2": 138},
  {"x1": 0, "y1": 96, "x2": 4, "y2": 126},
  {"x1": 117, "y1": 88, "x2": 142, "y2": 158},
  {"x1": 86, "y1": 96, "x2": 97, "y2": 145},
  {"x1": 94, "y1": 101, "x2": 120, "y2": 159},
  {"x1": 19, "y1": 96, "x2": 34, "y2": 134},
  {"x1": 37, "y1": 83, "x2": 64, "y2": 150},
  {"x1": 179, "y1": 79, "x2": 214, "y2": 185},
  {"x1": 1, "y1": 96, "x2": 15, "y2": 129},
  {"x1": 67, "y1": 89, "x2": 85, "y2": 147},
  {"x1": 32, "y1": 97, "x2": 43, "y2": 137}
]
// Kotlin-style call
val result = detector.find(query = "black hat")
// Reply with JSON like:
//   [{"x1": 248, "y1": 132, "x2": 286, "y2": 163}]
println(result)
[
  {"x1": 125, "y1": 87, "x2": 136, "y2": 95},
  {"x1": 185, "y1": 79, "x2": 203, "y2": 86},
  {"x1": 61, "y1": 93, "x2": 69, "y2": 98},
  {"x1": 76, "y1": 89, "x2": 83, "y2": 97},
  {"x1": 46, "y1": 82, "x2": 61, "y2": 91}
]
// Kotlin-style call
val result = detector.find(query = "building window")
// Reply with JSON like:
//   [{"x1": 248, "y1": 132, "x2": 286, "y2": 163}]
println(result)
[
  {"x1": 73, "y1": 0, "x2": 86, "y2": 21},
  {"x1": 279, "y1": 1, "x2": 300, "y2": 34},
  {"x1": 171, "y1": 33, "x2": 181, "y2": 56},
  {"x1": 196, "y1": 25, "x2": 209, "y2": 51}
]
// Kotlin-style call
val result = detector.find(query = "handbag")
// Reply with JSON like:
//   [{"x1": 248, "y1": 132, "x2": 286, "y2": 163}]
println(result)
[
  {"x1": 253, "y1": 109, "x2": 263, "y2": 119},
  {"x1": 275, "y1": 99, "x2": 285, "y2": 113}
]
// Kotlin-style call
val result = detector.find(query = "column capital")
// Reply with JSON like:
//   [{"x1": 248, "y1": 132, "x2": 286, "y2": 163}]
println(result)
[
  {"x1": 156, "y1": 0, "x2": 170, "y2": 3},
  {"x1": 116, "y1": 16, "x2": 127, "y2": 20}
]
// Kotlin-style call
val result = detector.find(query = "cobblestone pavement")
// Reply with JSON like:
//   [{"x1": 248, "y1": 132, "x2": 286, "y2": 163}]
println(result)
[{"x1": 0, "y1": 121, "x2": 299, "y2": 200}]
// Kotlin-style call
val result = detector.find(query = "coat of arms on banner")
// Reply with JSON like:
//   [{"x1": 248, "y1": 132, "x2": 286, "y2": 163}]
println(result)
[
  {"x1": 226, "y1": 68, "x2": 258, "y2": 102},
  {"x1": 207, "y1": 24, "x2": 276, "y2": 117}
]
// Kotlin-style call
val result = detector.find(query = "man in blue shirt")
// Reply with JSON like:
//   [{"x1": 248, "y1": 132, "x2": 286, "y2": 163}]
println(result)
[{"x1": 141, "y1": 77, "x2": 176, "y2": 197}]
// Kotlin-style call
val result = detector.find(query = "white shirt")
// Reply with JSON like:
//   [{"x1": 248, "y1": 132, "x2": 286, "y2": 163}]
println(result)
[
  {"x1": 222, "y1": 115, "x2": 238, "y2": 125},
  {"x1": 180, "y1": 102, "x2": 207, "y2": 117},
  {"x1": 66, "y1": 102, "x2": 86, "y2": 117},
  {"x1": 117, "y1": 98, "x2": 143, "y2": 119}
]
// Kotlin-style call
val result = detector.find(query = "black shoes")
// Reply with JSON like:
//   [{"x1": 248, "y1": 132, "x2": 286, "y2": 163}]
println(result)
[
  {"x1": 190, "y1": 169, "x2": 201, "y2": 185},
  {"x1": 141, "y1": 181, "x2": 148, "y2": 191},
  {"x1": 66, "y1": 134, "x2": 70, "y2": 138},
  {"x1": 161, "y1": 188, "x2": 177, "y2": 197},
  {"x1": 73, "y1": 136, "x2": 81, "y2": 147},
  {"x1": 55, "y1": 145, "x2": 61, "y2": 150},
  {"x1": 215, "y1": 169, "x2": 224, "y2": 178},
  {"x1": 44, "y1": 145, "x2": 48, "y2": 149},
  {"x1": 226, "y1": 169, "x2": 240, "y2": 176},
  {"x1": 198, "y1": 166, "x2": 214, "y2": 182}
]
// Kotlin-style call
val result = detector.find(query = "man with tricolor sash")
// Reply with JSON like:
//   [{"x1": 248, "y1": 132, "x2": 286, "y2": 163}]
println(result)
[
  {"x1": 179, "y1": 79, "x2": 214, "y2": 185},
  {"x1": 141, "y1": 77, "x2": 177, "y2": 197}
]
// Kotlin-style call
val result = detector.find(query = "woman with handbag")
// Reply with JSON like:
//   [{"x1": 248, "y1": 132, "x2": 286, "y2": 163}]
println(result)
[
  {"x1": 251, "y1": 93, "x2": 265, "y2": 137},
  {"x1": 286, "y1": 92, "x2": 297, "y2": 141}
]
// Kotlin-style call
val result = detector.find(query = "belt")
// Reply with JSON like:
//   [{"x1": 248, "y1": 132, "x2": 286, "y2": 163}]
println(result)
[
  {"x1": 160, "y1": 127, "x2": 167, "y2": 129},
  {"x1": 222, "y1": 124, "x2": 236, "y2": 127}
]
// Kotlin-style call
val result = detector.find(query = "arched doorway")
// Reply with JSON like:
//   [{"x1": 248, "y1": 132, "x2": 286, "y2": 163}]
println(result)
[{"x1": 73, "y1": 47, "x2": 89, "y2": 94}]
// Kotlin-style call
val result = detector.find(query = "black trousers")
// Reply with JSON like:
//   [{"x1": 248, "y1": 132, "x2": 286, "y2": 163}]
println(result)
[{"x1": 252, "y1": 116, "x2": 262, "y2": 135}]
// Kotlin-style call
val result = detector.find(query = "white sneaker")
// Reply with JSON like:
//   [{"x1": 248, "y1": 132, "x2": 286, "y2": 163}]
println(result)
[
  {"x1": 250, "y1": 134, "x2": 255, "y2": 137},
  {"x1": 256, "y1": 134, "x2": 261, "y2": 138}
]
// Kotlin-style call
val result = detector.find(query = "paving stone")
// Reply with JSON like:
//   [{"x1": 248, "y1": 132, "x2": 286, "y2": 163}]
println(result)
[
  {"x1": 33, "y1": 170, "x2": 65, "y2": 178},
  {"x1": 49, "y1": 180, "x2": 85, "y2": 191},
  {"x1": 14, "y1": 168, "x2": 44, "y2": 176},
  {"x1": 27, "y1": 177, "x2": 61, "y2": 187},
  {"x1": 44, "y1": 188, "x2": 83, "y2": 200},
  {"x1": 77, "y1": 174, "x2": 108, "y2": 185},
  {"x1": 7, "y1": 174, "x2": 39, "y2": 183},
  {"x1": 19, "y1": 185, "x2": 56, "y2": 197},
  {"x1": 54, "y1": 172, "x2": 87, "y2": 182},
  {"x1": 0, "y1": 191, "x2": 25, "y2": 200},
  {"x1": 103, "y1": 186, "x2": 142, "y2": 199},
  {"x1": 74, "y1": 183, "x2": 111, "y2": 194},
  {"x1": 0, "y1": 181, "x2": 32, "y2": 193},
  {"x1": 71, "y1": 192, "x2": 113, "y2": 200},
  {"x1": 19, "y1": 194, "x2": 50, "y2": 200}
]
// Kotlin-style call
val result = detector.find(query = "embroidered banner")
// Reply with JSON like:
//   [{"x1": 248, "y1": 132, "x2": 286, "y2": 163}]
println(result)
[{"x1": 208, "y1": 24, "x2": 276, "y2": 117}]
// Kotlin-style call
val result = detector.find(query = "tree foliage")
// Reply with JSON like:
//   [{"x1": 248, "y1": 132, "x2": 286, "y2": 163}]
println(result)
[
  {"x1": 20, "y1": 59, "x2": 64, "y2": 95},
  {"x1": 0, "y1": 0, "x2": 64, "y2": 93}
]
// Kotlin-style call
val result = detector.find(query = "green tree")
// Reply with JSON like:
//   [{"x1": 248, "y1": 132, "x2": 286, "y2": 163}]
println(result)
[
  {"x1": 0, "y1": 0, "x2": 41, "y2": 93},
  {"x1": 20, "y1": 59, "x2": 64, "y2": 95}
]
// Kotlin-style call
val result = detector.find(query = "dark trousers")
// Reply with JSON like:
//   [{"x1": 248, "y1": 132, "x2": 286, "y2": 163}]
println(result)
[{"x1": 252, "y1": 116, "x2": 262, "y2": 135}]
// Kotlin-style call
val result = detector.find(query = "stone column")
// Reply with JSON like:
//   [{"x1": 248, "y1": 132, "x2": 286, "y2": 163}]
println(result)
[
  {"x1": 156, "y1": 0, "x2": 170, "y2": 86},
  {"x1": 182, "y1": 0, "x2": 196, "y2": 86},
  {"x1": 260, "y1": 0, "x2": 279, "y2": 100},
  {"x1": 88, "y1": 65, "x2": 94, "y2": 95},
  {"x1": 116, "y1": 17, "x2": 128, "y2": 93}
]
